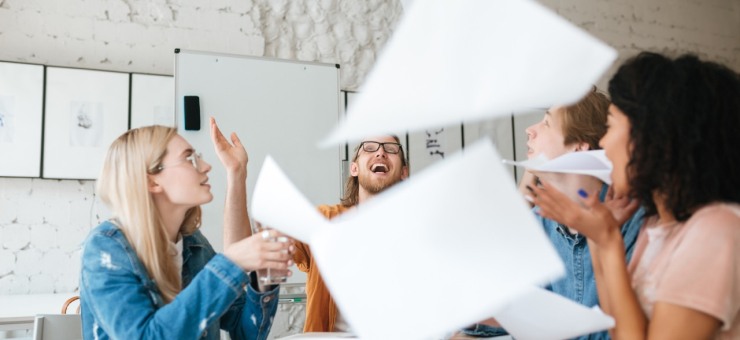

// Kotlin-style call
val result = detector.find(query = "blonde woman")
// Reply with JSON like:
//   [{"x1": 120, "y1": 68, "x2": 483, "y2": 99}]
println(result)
[{"x1": 80, "y1": 119, "x2": 293, "y2": 340}]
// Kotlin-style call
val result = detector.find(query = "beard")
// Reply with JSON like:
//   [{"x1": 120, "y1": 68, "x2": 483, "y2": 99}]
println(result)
[{"x1": 358, "y1": 168, "x2": 404, "y2": 195}]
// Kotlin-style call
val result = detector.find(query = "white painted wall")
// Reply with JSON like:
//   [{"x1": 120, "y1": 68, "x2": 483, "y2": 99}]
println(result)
[
  {"x1": 0, "y1": 0, "x2": 403, "y2": 90},
  {"x1": 539, "y1": 0, "x2": 740, "y2": 87}
]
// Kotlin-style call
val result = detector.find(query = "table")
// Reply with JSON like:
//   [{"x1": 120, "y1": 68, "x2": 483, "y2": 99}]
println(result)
[
  {"x1": 450, "y1": 332, "x2": 512, "y2": 340},
  {"x1": 276, "y1": 332, "x2": 512, "y2": 339},
  {"x1": 0, "y1": 293, "x2": 78, "y2": 332}
]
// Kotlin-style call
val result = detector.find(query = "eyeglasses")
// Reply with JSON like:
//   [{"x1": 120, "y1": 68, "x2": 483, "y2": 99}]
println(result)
[
  {"x1": 358, "y1": 141, "x2": 403, "y2": 155},
  {"x1": 157, "y1": 151, "x2": 204, "y2": 171}
]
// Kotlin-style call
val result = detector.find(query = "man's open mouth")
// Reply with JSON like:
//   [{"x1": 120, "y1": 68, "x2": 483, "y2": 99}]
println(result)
[{"x1": 371, "y1": 163, "x2": 389, "y2": 173}]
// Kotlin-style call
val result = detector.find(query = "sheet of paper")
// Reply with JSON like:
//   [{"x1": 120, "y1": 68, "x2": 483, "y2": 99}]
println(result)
[
  {"x1": 253, "y1": 139, "x2": 565, "y2": 340},
  {"x1": 251, "y1": 156, "x2": 332, "y2": 244},
  {"x1": 502, "y1": 150, "x2": 613, "y2": 184},
  {"x1": 494, "y1": 287, "x2": 615, "y2": 340},
  {"x1": 321, "y1": 0, "x2": 617, "y2": 145}
]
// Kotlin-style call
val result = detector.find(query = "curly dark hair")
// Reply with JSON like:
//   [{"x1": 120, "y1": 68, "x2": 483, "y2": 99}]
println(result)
[{"x1": 608, "y1": 52, "x2": 740, "y2": 221}]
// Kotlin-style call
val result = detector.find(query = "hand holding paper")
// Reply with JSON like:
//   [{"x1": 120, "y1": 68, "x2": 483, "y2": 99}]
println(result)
[{"x1": 503, "y1": 150, "x2": 613, "y2": 184}]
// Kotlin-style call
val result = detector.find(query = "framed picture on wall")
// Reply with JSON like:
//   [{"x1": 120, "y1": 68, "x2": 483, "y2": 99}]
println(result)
[
  {"x1": 43, "y1": 67, "x2": 130, "y2": 180},
  {"x1": 408, "y1": 124, "x2": 463, "y2": 176},
  {"x1": 130, "y1": 74, "x2": 175, "y2": 129},
  {"x1": 463, "y1": 116, "x2": 517, "y2": 181},
  {"x1": 0, "y1": 62, "x2": 44, "y2": 177}
]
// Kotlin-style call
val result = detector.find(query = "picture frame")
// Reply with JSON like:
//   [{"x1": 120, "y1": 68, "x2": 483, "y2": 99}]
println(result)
[
  {"x1": 42, "y1": 67, "x2": 129, "y2": 179},
  {"x1": 408, "y1": 124, "x2": 463, "y2": 176},
  {"x1": 0, "y1": 62, "x2": 44, "y2": 177},
  {"x1": 130, "y1": 74, "x2": 175, "y2": 129}
]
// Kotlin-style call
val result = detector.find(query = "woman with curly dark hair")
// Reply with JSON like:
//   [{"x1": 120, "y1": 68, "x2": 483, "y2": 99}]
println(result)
[{"x1": 529, "y1": 52, "x2": 740, "y2": 339}]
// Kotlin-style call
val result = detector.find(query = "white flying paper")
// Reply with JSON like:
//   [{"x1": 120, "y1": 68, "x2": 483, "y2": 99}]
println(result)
[
  {"x1": 321, "y1": 0, "x2": 617, "y2": 145},
  {"x1": 251, "y1": 139, "x2": 565, "y2": 340},
  {"x1": 494, "y1": 287, "x2": 615, "y2": 340},
  {"x1": 502, "y1": 150, "x2": 613, "y2": 184},
  {"x1": 251, "y1": 156, "x2": 331, "y2": 243}
]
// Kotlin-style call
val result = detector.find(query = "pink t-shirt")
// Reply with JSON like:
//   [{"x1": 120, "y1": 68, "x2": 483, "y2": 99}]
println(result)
[{"x1": 629, "y1": 203, "x2": 740, "y2": 339}]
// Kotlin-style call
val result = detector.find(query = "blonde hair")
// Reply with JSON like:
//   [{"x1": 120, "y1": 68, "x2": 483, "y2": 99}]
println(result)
[
  {"x1": 97, "y1": 125, "x2": 202, "y2": 304},
  {"x1": 560, "y1": 86, "x2": 611, "y2": 150}
]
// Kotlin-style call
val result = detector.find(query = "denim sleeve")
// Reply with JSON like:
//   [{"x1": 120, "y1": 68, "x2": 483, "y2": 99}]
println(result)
[
  {"x1": 621, "y1": 206, "x2": 645, "y2": 263},
  {"x1": 220, "y1": 271, "x2": 279, "y2": 340},
  {"x1": 81, "y1": 233, "x2": 250, "y2": 340},
  {"x1": 461, "y1": 323, "x2": 509, "y2": 337}
]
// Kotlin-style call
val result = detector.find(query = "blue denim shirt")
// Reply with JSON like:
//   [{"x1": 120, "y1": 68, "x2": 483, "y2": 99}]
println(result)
[
  {"x1": 80, "y1": 221, "x2": 279, "y2": 340},
  {"x1": 466, "y1": 185, "x2": 645, "y2": 339}
]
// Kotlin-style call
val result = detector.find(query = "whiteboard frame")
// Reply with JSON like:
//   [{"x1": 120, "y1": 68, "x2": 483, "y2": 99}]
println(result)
[
  {"x1": 42, "y1": 67, "x2": 129, "y2": 180},
  {"x1": 174, "y1": 49, "x2": 343, "y2": 284}
]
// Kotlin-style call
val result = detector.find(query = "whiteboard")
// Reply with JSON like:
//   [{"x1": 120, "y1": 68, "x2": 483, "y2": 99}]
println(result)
[
  {"x1": 0, "y1": 62, "x2": 43, "y2": 177},
  {"x1": 175, "y1": 50, "x2": 342, "y2": 283}
]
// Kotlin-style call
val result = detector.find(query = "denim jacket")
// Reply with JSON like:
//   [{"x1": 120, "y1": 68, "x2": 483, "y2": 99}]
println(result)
[
  {"x1": 80, "y1": 221, "x2": 279, "y2": 340},
  {"x1": 465, "y1": 185, "x2": 645, "y2": 340}
]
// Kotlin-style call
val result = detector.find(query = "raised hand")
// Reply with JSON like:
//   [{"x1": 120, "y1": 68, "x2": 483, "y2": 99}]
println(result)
[{"x1": 210, "y1": 117, "x2": 248, "y2": 174}]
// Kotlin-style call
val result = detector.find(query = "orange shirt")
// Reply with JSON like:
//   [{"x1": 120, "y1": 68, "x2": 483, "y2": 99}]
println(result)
[{"x1": 293, "y1": 204, "x2": 349, "y2": 333}]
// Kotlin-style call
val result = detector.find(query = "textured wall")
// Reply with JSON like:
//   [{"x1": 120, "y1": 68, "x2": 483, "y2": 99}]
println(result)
[
  {"x1": 0, "y1": 178, "x2": 110, "y2": 295},
  {"x1": 0, "y1": 0, "x2": 403, "y2": 90},
  {"x1": 538, "y1": 0, "x2": 740, "y2": 87}
]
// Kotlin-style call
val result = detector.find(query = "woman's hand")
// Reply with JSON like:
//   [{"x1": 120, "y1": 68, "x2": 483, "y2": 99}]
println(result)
[
  {"x1": 529, "y1": 180, "x2": 633, "y2": 245},
  {"x1": 224, "y1": 229, "x2": 295, "y2": 273},
  {"x1": 518, "y1": 170, "x2": 539, "y2": 207},
  {"x1": 210, "y1": 117, "x2": 248, "y2": 176}
]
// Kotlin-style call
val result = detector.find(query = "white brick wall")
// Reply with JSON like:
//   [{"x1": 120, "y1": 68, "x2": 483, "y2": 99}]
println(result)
[
  {"x1": 0, "y1": 178, "x2": 108, "y2": 296},
  {"x1": 538, "y1": 0, "x2": 740, "y2": 87},
  {"x1": 2, "y1": 0, "x2": 737, "y2": 86},
  {"x1": 0, "y1": 0, "x2": 403, "y2": 90}
]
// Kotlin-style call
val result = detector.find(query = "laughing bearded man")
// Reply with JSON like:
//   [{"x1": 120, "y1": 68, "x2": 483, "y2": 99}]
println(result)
[{"x1": 293, "y1": 135, "x2": 409, "y2": 333}]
